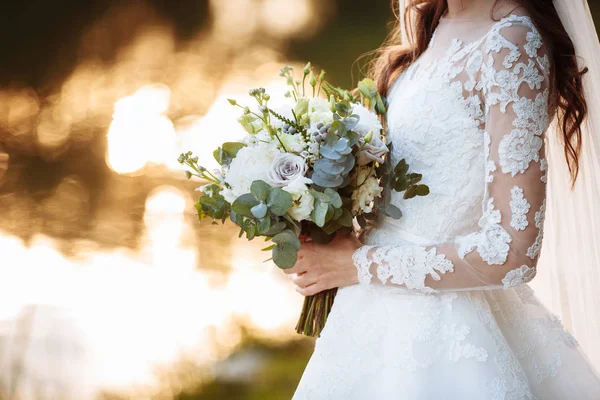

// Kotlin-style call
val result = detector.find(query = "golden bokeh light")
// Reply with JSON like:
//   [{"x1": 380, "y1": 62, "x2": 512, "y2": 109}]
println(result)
[{"x1": 106, "y1": 84, "x2": 177, "y2": 174}]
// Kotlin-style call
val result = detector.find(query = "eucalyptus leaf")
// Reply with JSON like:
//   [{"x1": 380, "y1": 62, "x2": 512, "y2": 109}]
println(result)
[
  {"x1": 324, "y1": 204, "x2": 335, "y2": 224},
  {"x1": 385, "y1": 204, "x2": 403, "y2": 219},
  {"x1": 337, "y1": 208, "x2": 354, "y2": 227},
  {"x1": 325, "y1": 189, "x2": 342, "y2": 208},
  {"x1": 330, "y1": 120, "x2": 347, "y2": 136},
  {"x1": 311, "y1": 200, "x2": 329, "y2": 227},
  {"x1": 264, "y1": 221, "x2": 287, "y2": 236},
  {"x1": 309, "y1": 189, "x2": 332, "y2": 203},
  {"x1": 343, "y1": 115, "x2": 360, "y2": 131},
  {"x1": 251, "y1": 203, "x2": 268, "y2": 219},
  {"x1": 272, "y1": 229, "x2": 301, "y2": 269},
  {"x1": 232, "y1": 194, "x2": 260, "y2": 218},
  {"x1": 257, "y1": 216, "x2": 272, "y2": 235},
  {"x1": 251, "y1": 180, "x2": 272, "y2": 202},
  {"x1": 267, "y1": 188, "x2": 293, "y2": 216},
  {"x1": 308, "y1": 226, "x2": 334, "y2": 244}
]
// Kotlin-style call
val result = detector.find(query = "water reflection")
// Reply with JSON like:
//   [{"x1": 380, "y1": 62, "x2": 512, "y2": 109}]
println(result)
[
  {"x1": 0, "y1": 0, "x2": 329, "y2": 398},
  {"x1": 0, "y1": 185, "x2": 302, "y2": 397}
]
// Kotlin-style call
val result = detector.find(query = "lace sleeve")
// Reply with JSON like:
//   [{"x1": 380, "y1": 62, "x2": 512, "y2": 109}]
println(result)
[{"x1": 352, "y1": 22, "x2": 551, "y2": 293}]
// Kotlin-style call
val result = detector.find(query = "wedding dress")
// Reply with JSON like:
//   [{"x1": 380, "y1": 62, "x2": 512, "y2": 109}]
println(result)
[{"x1": 293, "y1": 13, "x2": 600, "y2": 400}]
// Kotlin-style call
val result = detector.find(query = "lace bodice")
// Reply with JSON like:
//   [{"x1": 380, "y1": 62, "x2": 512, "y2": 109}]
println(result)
[{"x1": 353, "y1": 15, "x2": 551, "y2": 293}]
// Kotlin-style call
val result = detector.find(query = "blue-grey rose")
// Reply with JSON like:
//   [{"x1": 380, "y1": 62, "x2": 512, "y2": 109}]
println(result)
[
  {"x1": 267, "y1": 153, "x2": 308, "y2": 187},
  {"x1": 357, "y1": 137, "x2": 389, "y2": 165}
]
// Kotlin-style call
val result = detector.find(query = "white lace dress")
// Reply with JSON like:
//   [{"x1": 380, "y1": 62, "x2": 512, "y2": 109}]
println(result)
[{"x1": 293, "y1": 15, "x2": 600, "y2": 400}]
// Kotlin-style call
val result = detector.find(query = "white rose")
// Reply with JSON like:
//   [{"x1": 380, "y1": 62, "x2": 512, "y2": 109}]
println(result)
[
  {"x1": 308, "y1": 97, "x2": 334, "y2": 126},
  {"x1": 351, "y1": 103, "x2": 383, "y2": 136},
  {"x1": 224, "y1": 144, "x2": 280, "y2": 200},
  {"x1": 352, "y1": 168, "x2": 383, "y2": 214},
  {"x1": 267, "y1": 153, "x2": 308, "y2": 187},
  {"x1": 283, "y1": 176, "x2": 314, "y2": 221}
]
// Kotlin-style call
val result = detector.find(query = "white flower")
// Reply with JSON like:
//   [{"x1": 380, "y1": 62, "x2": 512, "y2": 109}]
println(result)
[
  {"x1": 224, "y1": 144, "x2": 280, "y2": 201},
  {"x1": 351, "y1": 103, "x2": 383, "y2": 136},
  {"x1": 267, "y1": 153, "x2": 308, "y2": 187},
  {"x1": 221, "y1": 187, "x2": 237, "y2": 204},
  {"x1": 308, "y1": 97, "x2": 334, "y2": 126},
  {"x1": 351, "y1": 168, "x2": 383, "y2": 214},
  {"x1": 269, "y1": 104, "x2": 295, "y2": 129},
  {"x1": 283, "y1": 176, "x2": 314, "y2": 221},
  {"x1": 280, "y1": 134, "x2": 306, "y2": 153}
]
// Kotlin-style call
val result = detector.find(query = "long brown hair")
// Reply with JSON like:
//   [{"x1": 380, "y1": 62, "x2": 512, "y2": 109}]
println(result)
[{"x1": 370, "y1": 0, "x2": 588, "y2": 184}]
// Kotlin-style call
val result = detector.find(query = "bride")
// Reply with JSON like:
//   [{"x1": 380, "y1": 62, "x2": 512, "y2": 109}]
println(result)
[{"x1": 287, "y1": 0, "x2": 600, "y2": 398}]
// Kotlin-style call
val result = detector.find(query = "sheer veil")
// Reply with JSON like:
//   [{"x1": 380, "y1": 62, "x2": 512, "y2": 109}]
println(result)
[
  {"x1": 397, "y1": 0, "x2": 600, "y2": 368},
  {"x1": 534, "y1": 0, "x2": 600, "y2": 369}
]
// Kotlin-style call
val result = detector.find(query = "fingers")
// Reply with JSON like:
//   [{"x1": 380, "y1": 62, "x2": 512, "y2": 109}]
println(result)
[
  {"x1": 291, "y1": 272, "x2": 317, "y2": 288},
  {"x1": 296, "y1": 282, "x2": 326, "y2": 297}
]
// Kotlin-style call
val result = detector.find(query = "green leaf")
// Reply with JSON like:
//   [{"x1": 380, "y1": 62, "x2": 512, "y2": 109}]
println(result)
[
  {"x1": 330, "y1": 120, "x2": 347, "y2": 136},
  {"x1": 311, "y1": 200, "x2": 329, "y2": 227},
  {"x1": 385, "y1": 204, "x2": 403, "y2": 219},
  {"x1": 238, "y1": 114, "x2": 263, "y2": 134},
  {"x1": 332, "y1": 207, "x2": 343, "y2": 221},
  {"x1": 322, "y1": 220, "x2": 342, "y2": 235},
  {"x1": 415, "y1": 184, "x2": 430, "y2": 197},
  {"x1": 272, "y1": 229, "x2": 301, "y2": 269},
  {"x1": 309, "y1": 189, "x2": 332, "y2": 203},
  {"x1": 324, "y1": 188, "x2": 342, "y2": 208},
  {"x1": 232, "y1": 194, "x2": 260, "y2": 218},
  {"x1": 272, "y1": 246, "x2": 298, "y2": 269},
  {"x1": 308, "y1": 226, "x2": 334, "y2": 244},
  {"x1": 344, "y1": 130, "x2": 360, "y2": 147},
  {"x1": 251, "y1": 180, "x2": 272, "y2": 202},
  {"x1": 213, "y1": 147, "x2": 226, "y2": 165},
  {"x1": 267, "y1": 188, "x2": 294, "y2": 216},
  {"x1": 324, "y1": 204, "x2": 335, "y2": 224},
  {"x1": 404, "y1": 186, "x2": 418, "y2": 200},
  {"x1": 261, "y1": 244, "x2": 276, "y2": 251},
  {"x1": 393, "y1": 176, "x2": 409, "y2": 192},
  {"x1": 394, "y1": 159, "x2": 409, "y2": 176},
  {"x1": 222, "y1": 142, "x2": 246, "y2": 158},
  {"x1": 335, "y1": 102, "x2": 350, "y2": 117},
  {"x1": 264, "y1": 221, "x2": 287, "y2": 236},
  {"x1": 256, "y1": 217, "x2": 271, "y2": 235},
  {"x1": 358, "y1": 78, "x2": 377, "y2": 98},
  {"x1": 337, "y1": 208, "x2": 354, "y2": 227},
  {"x1": 375, "y1": 93, "x2": 386, "y2": 114},
  {"x1": 295, "y1": 98, "x2": 309, "y2": 117},
  {"x1": 251, "y1": 203, "x2": 268, "y2": 219}
]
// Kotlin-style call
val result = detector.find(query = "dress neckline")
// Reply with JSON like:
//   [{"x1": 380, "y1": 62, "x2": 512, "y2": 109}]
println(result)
[{"x1": 410, "y1": 14, "x2": 534, "y2": 79}]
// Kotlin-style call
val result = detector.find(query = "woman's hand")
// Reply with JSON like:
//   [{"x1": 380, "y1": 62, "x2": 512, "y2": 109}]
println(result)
[{"x1": 284, "y1": 233, "x2": 363, "y2": 296}]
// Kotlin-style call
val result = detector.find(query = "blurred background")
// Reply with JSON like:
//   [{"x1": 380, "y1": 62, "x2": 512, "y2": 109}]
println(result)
[{"x1": 0, "y1": 1, "x2": 598, "y2": 399}]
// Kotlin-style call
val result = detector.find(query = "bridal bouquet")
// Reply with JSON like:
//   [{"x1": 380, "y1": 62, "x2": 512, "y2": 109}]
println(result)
[{"x1": 179, "y1": 63, "x2": 429, "y2": 337}]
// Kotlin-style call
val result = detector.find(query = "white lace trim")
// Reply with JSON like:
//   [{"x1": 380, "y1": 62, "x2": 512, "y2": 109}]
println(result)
[
  {"x1": 526, "y1": 199, "x2": 546, "y2": 259},
  {"x1": 509, "y1": 186, "x2": 530, "y2": 231},
  {"x1": 370, "y1": 246, "x2": 454, "y2": 292},
  {"x1": 352, "y1": 246, "x2": 375, "y2": 284},
  {"x1": 540, "y1": 158, "x2": 548, "y2": 183},
  {"x1": 502, "y1": 265, "x2": 537, "y2": 289}
]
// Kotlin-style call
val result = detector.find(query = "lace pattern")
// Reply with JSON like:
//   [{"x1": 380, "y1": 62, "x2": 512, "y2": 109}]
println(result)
[{"x1": 352, "y1": 15, "x2": 549, "y2": 293}]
